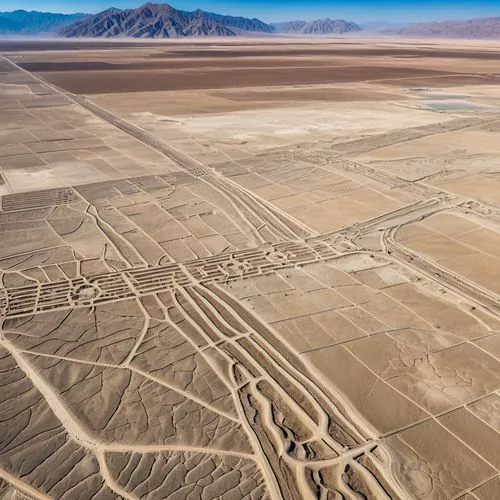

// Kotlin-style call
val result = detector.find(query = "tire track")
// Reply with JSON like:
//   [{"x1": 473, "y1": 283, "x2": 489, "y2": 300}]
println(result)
[{"x1": 171, "y1": 283, "x2": 408, "y2": 499}]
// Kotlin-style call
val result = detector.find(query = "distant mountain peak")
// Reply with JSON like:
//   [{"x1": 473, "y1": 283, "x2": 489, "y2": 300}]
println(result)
[{"x1": 138, "y1": 2, "x2": 175, "y2": 12}]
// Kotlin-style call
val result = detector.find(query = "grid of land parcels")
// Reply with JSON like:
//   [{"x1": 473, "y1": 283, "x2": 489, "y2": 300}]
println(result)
[{"x1": 0, "y1": 39, "x2": 499, "y2": 500}]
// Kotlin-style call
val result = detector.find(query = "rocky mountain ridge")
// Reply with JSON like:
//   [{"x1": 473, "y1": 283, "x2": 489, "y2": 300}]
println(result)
[
  {"x1": 272, "y1": 18, "x2": 361, "y2": 35},
  {"x1": 60, "y1": 3, "x2": 268, "y2": 38},
  {"x1": 388, "y1": 16, "x2": 500, "y2": 39},
  {"x1": 0, "y1": 10, "x2": 86, "y2": 34},
  {"x1": 60, "y1": 3, "x2": 361, "y2": 38}
]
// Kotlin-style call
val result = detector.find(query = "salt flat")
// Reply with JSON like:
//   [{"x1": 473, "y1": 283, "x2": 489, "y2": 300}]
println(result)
[{"x1": 0, "y1": 37, "x2": 499, "y2": 500}]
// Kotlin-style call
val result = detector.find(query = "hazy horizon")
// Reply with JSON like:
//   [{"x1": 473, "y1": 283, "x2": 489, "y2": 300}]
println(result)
[{"x1": 2, "y1": 0, "x2": 500, "y2": 23}]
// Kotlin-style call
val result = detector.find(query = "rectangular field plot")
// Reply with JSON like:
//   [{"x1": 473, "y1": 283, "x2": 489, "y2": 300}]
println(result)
[
  {"x1": 395, "y1": 211, "x2": 500, "y2": 295},
  {"x1": 222, "y1": 253, "x2": 500, "y2": 435}
]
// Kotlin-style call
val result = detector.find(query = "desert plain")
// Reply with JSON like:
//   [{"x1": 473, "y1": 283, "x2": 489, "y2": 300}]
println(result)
[{"x1": 0, "y1": 36, "x2": 499, "y2": 499}]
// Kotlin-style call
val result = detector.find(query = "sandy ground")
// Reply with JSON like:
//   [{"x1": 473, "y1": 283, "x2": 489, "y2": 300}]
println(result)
[{"x1": 0, "y1": 38, "x2": 500, "y2": 500}]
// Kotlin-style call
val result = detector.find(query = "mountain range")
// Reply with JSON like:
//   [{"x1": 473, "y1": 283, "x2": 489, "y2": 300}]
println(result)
[
  {"x1": 2, "y1": 3, "x2": 500, "y2": 39},
  {"x1": 60, "y1": 3, "x2": 274, "y2": 38},
  {"x1": 272, "y1": 19, "x2": 361, "y2": 35},
  {"x1": 388, "y1": 16, "x2": 500, "y2": 38},
  {"x1": 0, "y1": 10, "x2": 86, "y2": 34},
  {"x1": 0, "y1": 16, "x2": 22, "y2": 33},
  {"x1": 59, "y1": 3, "x2": 361, "y2": 38},
  {"x1": 205, "y1": 12, "x2": 274, "y2": 34}
]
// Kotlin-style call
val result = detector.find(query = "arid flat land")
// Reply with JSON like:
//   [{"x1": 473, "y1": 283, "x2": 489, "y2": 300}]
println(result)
[{"x1": 0, "y1": 37, "x2": 500, "y2": 500}]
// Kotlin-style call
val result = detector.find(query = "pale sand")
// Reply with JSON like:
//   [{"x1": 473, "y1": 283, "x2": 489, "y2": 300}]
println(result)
[{"x1": 1, "y1": 38, "x2": 500, "y2": 499}]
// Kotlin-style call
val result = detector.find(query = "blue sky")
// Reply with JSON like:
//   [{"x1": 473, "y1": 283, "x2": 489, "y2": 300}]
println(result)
[{"x1": 2, "y1": 0, "x2": 500, "y2": 22}]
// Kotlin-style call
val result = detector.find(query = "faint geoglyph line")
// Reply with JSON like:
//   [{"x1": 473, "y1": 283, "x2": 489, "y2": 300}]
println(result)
[
  {"x1": 1, "y1": 196, "x2": 455, "y2": 318},
  {"x1": 1, "y1": 239, "x2": 341, "y2": 317}
]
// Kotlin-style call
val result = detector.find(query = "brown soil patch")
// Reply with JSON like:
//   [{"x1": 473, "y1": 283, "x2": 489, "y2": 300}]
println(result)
[{"x1": 38, "y1": 66, "x2": 452, "y2": 94}]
